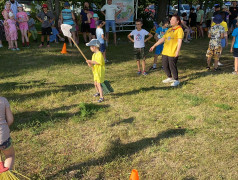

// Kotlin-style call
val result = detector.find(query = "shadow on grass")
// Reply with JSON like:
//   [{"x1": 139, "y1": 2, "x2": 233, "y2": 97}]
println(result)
[
  {"x1": 47, "y1": 128, "x2": 186, "y2": 179},
  {"x1": 0, "y1": 80, "x2": 55, "y2": 91},
  {"x1": 113, "y1": 86, "x2": 178, "y2": 97},
  {"x1": 4, "y1": 83, "x2": 94, "y2": 102},
  {"x1": 12, "y1": 103, "x2": 109, "y2": 133},
  {"x1": 110, "y1": 117, "x2": 134, "y2": 127}
]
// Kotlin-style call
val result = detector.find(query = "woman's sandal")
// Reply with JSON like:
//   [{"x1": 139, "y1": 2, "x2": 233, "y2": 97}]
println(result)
[
  {"x1": 93, "y1": 93, "x2": 100, "y2": 97},
  {"x1": 98, "y1": 98, "x2": 104, "y2": 103}
]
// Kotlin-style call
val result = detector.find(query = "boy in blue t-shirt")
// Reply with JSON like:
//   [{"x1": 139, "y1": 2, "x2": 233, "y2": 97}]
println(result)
[
  {"x1": 231, "y1": 23, "x2": 238, "y2": 74},
  {"x1": 149, "y1": 19, "x2": 169, "y2": 70}
]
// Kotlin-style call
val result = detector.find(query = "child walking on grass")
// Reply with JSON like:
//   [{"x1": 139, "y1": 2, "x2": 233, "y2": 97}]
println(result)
[
  {"x1": 0, "y1": 97, "x2": 15, "y2": 170},
  {"x1": 86, "y1": 39, "x2": 105, "y2": 103},
  {"x1": 206, "y1": 15, "x2": 224, "y2": 71},
  {"x1": 230, "y1": 22, "x2": 238, "y2": 75},
  {"x1": 6, "y1": 12, "x2": 19, "y2": 50},
  {"x1": 128, "y1": 19, "x2": 153, "y2": 75},
  {"x1": 16, "y1": 4, "x2": 29, "y2": 47},
  {"x1": 149, "y1": 19, "x2": 169, "y2": 71}
]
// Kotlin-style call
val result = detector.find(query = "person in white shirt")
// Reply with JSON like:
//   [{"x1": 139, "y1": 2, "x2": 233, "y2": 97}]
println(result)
[
  {"x1": 101, "y1": 0, "x2": 121, "y2": 45},
  {"x1": 128, "y1": 19, "x2": 153, "y2": 75}
]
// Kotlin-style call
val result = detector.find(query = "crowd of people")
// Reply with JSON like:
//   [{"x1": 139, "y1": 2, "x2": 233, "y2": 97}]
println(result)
[{"x1": 2, "y1": 0, "x2": 238, "y2": 171}]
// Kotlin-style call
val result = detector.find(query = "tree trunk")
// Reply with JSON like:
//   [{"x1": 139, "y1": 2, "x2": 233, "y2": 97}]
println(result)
[
  {"x1": 47, "y1": 0, "x2": 53, "y2": 11},
  {"x1": 54, "y1": 0, "x2": 60, "y2": 27},
  {"x1": 157, "y1": 0, "x2": 168, "y2": 24}
]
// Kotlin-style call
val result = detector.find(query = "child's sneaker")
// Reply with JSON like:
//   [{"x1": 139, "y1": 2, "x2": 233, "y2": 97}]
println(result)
[
  {"x1": 232, "y1": 71, "x2": 238, "y2": 75},
  {"x1": 105, "y1": 59, "x2": 109, "y2": 63},
  {"x1": 149, "y1": 66, "x2": 157, "y2": 71},
  {"x1": 16, "y1": 48, "x2": 20, "y2": 51},
  {"x1": 137, "y1": 70, "x2": 141, "y2": 75},
  {"x1": 171, "y1": 80, "x2": 180, "y2": 87},
  {"x1": 162, "y1": 78, "x2": 174, "y2": 83},
  {"x1": 206, "y1": 66, "x2": 210, "y2": 70},
  {"x1": 93, "y1": 93, "x2": 100, "y2": 97},
  {"x1": 214, "y1": 68, "x2": 221, "y2": 71},
  {"x1": 39, "y1": 44, "x2": 43, "y2": 48},
  {"x1": 47, "y1": 45, "x2": 50, "y2": 48},
  {"x1": 218, "y1": 62, "x2": 223, "y2": 66},
  {"x1": 98, "y1": 97, "x2": 104, "y2": 103},
  {"x1": 11, "y1": 48, "x2": 16, "y2": 51},
  {"x1": 0, "y1": 44, "x2": 3, "y2": 48},
  {"x1": 142, "y1": 71, "x2": 148, "y2": 75}
]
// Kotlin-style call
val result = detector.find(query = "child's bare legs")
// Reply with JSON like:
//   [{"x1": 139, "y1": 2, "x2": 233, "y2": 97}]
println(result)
[
  {"x1": 2, "y1": 146, "x2": 15, "y2": 170},
  {"x1": 94, "y1": 81, "x2": 99, "y2": 93},
  {"x1": 103, "y1": 51, "x2": 106, "y2": 61},
  {"x1": 207, "y1": 57, "x2": 212, "y2": 68},
  {"x1": 0, "y1": 40, "x2": 2, "y2": 47},
  {"x1": 142, "y1": 59, "x2": 146, "y2": 72},
  {"x1": 113, "y1": 33, "x2": 117, "y2": 45},
  {"x1": 94, "y1": 81, "x2": 103, "y2": 99},
  {"x1": 23, "y1": 29, "x2": 29, "y2": 43},
  {"x1": 154, "y1": 54, "x2": 158, "y2": 65},
  {"x1": 20, "y1": 29, "x2": 25, "y2": 44},
  {"x1": 235, "y1": 57, "x2": 238, "y2": 72},
  {"x1": 41, "y1": 35, "x2": 44, "y2": 44},
  {"x1": 13, "y1": 40, "x2": 18, "y2": 48},
  {"x1": 137, "y1": 60, "x2": 141, "y2": 71},
  {"x1": 83, "y1": 32, "x2": 88, "y2": 43},
  {"x1": 214, "y1": 58, "x2": 219, "y2": 69},
  {"x1": 9, "y1": 40, "x2": 13, "y2": 49},
  {"x1": 96, "y1": 82, "x2": 103, "y2": 99},
  {"x1": 68, "y1": 37, "x2": 72, "y2": 46}
]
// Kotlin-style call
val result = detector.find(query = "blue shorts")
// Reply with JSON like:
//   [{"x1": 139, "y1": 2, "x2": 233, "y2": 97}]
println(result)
[
  {"x1": 155, "y1": 44, "x2": 164, "y2": 55},
  {"x1": 0, "y1": 137, "x2": 12, "y2": 150},
  {"x1": 105, "y1": 20, "x2": 116, "y2": 33},
  {"x1": 221, "y1": 38, "x2": 226, "y2": 48},
  {"x1": 100, "y1": 43, "x2": 106, "y2": 53}
]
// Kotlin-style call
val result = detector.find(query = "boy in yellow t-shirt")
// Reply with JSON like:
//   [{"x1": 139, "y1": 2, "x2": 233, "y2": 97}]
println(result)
[{"x1": 86, "y1": 39, "x2": 105, "y2": 103}]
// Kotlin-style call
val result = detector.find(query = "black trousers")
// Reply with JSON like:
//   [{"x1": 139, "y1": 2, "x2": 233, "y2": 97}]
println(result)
[{"x1": 162, "y1": 55, "x2": 179, "y2": 80}]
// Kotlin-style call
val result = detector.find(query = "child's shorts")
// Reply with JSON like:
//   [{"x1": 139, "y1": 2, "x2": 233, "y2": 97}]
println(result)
[
  {"x1": 19, "y1": 22, "x2": 28, "y2": 30},
  {"x1": 155, "y1": 44, "x2": 164, "y2": 55},
  {"x1": 233, "y1": 48, "x2": 238, "y2": 57},
  {"x1": 0, "y1": 137, "x2": 12, "y2": 150},
  {"x1": 42, "y1": 27, "x2": 52, "y2": 35},
  {"x1": 206, "y1": 46, "x2": 222, "y2": 60},
  {"x1": 100, "y1": 43, "x2": 106, "y2": 53},
  {"x1": 90, "y1": 28, "x2": 96, "y2": 36},
  {"x1": 134, "y1": 47, "x2": 145, "y2": 60},
  {"x1": 221, "y1": 38, "x2": 226, "y2": 48}
]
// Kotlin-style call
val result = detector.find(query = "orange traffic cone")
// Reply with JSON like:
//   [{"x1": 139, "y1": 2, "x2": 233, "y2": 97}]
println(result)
[
  {"x1": 129, "y1": 169, "x2": 139, "y2": 180},
  {"x1": 61, "y1": 43, "x2": 67, "y2": 54}
]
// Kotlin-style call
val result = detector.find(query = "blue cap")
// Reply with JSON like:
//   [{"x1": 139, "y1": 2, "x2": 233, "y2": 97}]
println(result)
[
  {"x1": 213, "y1": 14, "x2": 223, "y2": 24},
  {"x1": 96, "y1": 20, "x2": 103, "y2": 26},
  {"x1": 93, "y1": 13, "x2": 99, "y2": 18},
  {"x1": 86, "y1": 39, "x2": 100, "y2": 47},
  {"x1": 64, "y1": 2, "x2": 70, "y2": 7}
]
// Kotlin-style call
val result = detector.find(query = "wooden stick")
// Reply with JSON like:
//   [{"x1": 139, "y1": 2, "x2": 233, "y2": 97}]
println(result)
[{"x1": 70, "y1": 38, "x2": 88, "y2": 61}]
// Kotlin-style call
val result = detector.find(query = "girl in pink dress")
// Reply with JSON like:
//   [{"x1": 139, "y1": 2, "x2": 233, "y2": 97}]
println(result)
[
  {"x1": 16, "y1": 4, "x2": 29, "y2": 47},
  {"x1": 2, "y1": 1, "x2": 13, "y2": 49},
  {"x1": 6, "y1": 12, "x2": 19, "y2": 50}
]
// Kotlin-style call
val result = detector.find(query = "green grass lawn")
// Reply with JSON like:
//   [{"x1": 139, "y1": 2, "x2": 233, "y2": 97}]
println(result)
[{"x1": 0, "y1": 36, "x2": 238, "y2": 180}]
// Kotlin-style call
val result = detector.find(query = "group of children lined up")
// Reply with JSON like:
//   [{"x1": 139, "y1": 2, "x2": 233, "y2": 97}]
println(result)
[{"x1": 1, "y1": 3, "x2": 31, "y2": 50}]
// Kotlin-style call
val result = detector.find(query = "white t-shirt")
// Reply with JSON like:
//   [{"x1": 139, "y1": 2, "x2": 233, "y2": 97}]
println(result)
[
  {"x1": 101, "y1": 4, "x2": 120, "y2": 21},
  {"x1": 96, "y1": 27, "x2": 104, "y2": 44},
  {"x1": 130, "y1": 29, "x2": 149, "y2": 48}
]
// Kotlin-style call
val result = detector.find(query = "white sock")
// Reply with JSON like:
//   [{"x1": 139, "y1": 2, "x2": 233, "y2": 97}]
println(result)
[{"x1": 153, "y1": 64, "x2": 157, "y2": 68}]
